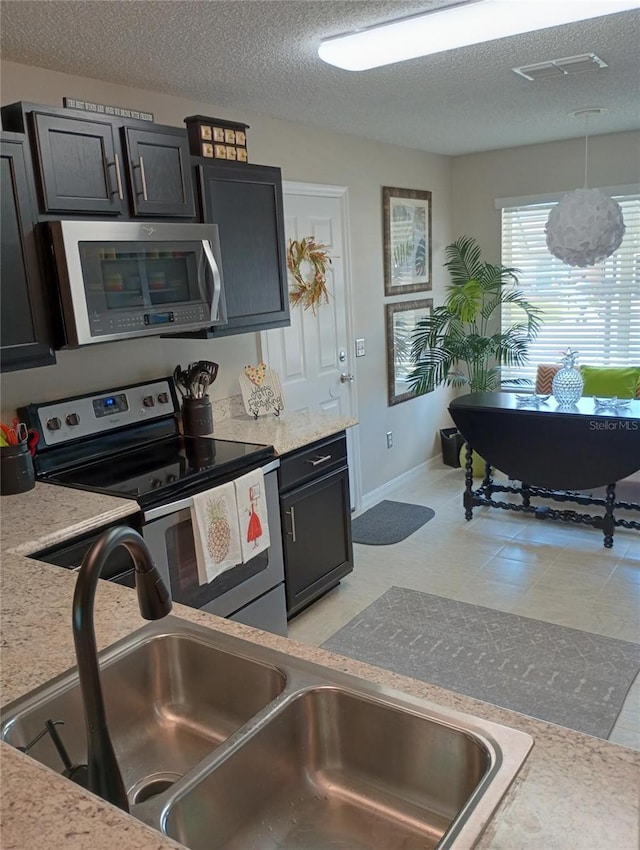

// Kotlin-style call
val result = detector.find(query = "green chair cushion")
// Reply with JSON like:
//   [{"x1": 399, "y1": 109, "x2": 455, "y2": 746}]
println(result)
[{"x1": 580, "y1": 365, "x2": 640, "y2": 399}]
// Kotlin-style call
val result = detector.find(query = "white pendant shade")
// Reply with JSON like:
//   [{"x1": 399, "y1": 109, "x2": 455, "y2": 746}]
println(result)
[{"x1": 545, "y1": 188, "x2": 625, "y2": 268}]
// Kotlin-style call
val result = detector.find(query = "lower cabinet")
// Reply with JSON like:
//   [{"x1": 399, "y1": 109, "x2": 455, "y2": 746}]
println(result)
[{"x1": 279, "y1": 432, "x2": 353, "y2": 617}]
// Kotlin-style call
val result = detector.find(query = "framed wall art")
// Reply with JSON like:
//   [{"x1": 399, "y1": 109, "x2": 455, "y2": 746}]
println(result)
[
  {"x1": 383, "y1": 186, "x2": 432, "y2": 295},
  {"x1": 385, "y1": 298, "x2": 433, "y2": 406}
]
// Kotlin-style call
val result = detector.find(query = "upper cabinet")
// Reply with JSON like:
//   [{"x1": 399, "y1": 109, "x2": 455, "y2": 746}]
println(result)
[
  {"x1": 122, "y1": 126, "x2": 195, "y2": 218},
  {"x1": 1, "y1": 103, "x2": 195, "y2": 219},
  {"x1": 0, "y1": 133, "x2": 57, "y2": 372},
  {"x1": 193, "y1": 161, "x2": 290, "y2": 336},
  {"x1": 30, "y1": 111, "x2": 125, "y2": 215}
]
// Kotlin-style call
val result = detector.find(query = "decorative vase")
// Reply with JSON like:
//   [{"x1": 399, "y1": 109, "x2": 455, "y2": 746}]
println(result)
[{"x1": 552, "y1": 348, "x2": 584, "y2": 405}]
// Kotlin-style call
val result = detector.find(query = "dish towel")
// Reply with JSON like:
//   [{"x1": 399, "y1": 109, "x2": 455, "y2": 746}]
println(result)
[
  {"x1": 191, "y1": 481, "x2": 242, "y2": 585},
  {"x1": 234, "y1": 468, "x2": 270, "y2": 563}
]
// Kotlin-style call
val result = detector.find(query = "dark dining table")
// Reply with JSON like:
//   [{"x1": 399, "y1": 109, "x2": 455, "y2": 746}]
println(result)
[{"x1": 449, "y1": 392, "x2": 640, "y2": 548}]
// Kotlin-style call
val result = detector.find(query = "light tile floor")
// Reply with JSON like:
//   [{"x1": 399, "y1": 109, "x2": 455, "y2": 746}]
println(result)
[{"x1": 288, "y1": 462, "x2": 640, "y2": 750}]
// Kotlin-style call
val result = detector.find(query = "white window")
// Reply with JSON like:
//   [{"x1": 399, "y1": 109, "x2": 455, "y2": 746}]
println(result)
[{"x1": 499, "y1": 191, "x2": 640, "y2": 385}]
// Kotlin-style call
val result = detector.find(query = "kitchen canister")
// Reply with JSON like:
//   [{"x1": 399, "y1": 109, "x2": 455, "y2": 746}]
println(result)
[
  {"x1": 0, "y1": 442, "x2": 36, "y2": 495},
  {"x1": 182, "y1": 397, "x2": 214, "y2": 437}
]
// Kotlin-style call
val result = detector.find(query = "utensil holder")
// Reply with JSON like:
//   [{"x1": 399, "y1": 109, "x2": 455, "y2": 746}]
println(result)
[
  {"x1": 182, "y1": 397, "x2": 213, "y2": 436},
  {"x1": 0, "y1": 442, "x2": 36, "y2": 495}
]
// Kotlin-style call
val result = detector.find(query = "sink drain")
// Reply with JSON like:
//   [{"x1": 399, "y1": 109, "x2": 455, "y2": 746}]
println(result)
[{"x1": 130, "y1": 771, "x2": 182, "y2": 805}]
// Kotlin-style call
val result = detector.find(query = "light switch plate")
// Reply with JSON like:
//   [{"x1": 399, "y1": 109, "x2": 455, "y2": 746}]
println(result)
[{"x1": 355, "y1": 338, "x2": 366, "y2": 357}]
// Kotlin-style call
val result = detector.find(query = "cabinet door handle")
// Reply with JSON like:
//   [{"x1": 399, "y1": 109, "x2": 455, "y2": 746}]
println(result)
[
  {"x1": 286, "y1": 507, "x2": 297, "y2": 542},
  {"x1": 136, "y1": 156, "x2": 149, "y2": 201},
  {"x1": 113, "y1": 154, "x2": 124, "y2": 200},
  {"x1": 307, "y1": 454, "x2": 332, "y2": 467},
  {"x1": 105, "y1": 155, "x2": 124, "y2": 201}
]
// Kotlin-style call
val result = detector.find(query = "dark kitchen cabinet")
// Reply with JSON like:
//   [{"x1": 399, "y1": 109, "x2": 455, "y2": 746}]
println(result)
[
  {"x1": 0, "y1": 133, "x2": 56, "y2": 372},
  {"x1": 1, "y1": 102, "x2": 195, "y2": 219},
  {"x1": 28, "y1": 111, "x2": 125, "y2": 215},
  {"x1": 279, "y1": 432, "x2": 353, "y2": 617},
  {"x1": 122, "y1": 126, "x2": 195, "y2": 217},
  {"x1": 187, "y1": 161, "x2": 290, "y2": 336}
]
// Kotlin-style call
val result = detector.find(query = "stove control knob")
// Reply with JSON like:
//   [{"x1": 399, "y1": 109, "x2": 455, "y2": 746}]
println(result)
[
  {"x1": 47, "y1": 417, "x2": 62, "y2": 431},
  {"x1": 143, "y1": 395, "x2": 155, "y2": 408},
  {"x1": 157, "y1": 392, "x2": 169, "y2": 404},
  {"x1": 151, "y1": 478, "x2": 163, "y2": 489},
  {"x1": 66, "y1": 413, "x2": 81, "y2": 427}
]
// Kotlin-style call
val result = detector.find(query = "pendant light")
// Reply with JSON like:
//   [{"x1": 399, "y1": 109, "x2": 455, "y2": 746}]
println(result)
[{"x1": 545, "y1": 108, "x2": 625, "y2": 268}]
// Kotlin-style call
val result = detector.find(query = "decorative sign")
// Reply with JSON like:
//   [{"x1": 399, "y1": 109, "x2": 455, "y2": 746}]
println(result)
[
  {"x1": 63, "y1": 97, "x2": 154, "y2": 122},
  {"x1": 239, "y1": 364, "x2": 285, "y2": 419}
]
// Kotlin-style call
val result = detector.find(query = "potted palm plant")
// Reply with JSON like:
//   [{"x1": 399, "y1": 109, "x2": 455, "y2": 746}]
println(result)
[
  {"x1": 408, "y1": 236, "x2": 542, "y2": 394},
  {"x1": 408, "y1": 236, "x2": 542, "y2": 472}
]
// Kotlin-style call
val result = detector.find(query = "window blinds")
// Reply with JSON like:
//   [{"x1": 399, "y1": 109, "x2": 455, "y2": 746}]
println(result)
[{"x1": 501, "y1": 194, "x2": 640, "y2": 384}]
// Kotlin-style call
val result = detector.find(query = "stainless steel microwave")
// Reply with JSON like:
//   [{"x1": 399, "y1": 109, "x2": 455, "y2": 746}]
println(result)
[{"x1": 48, "y1": 220, "x2": 226, "y2": 346}]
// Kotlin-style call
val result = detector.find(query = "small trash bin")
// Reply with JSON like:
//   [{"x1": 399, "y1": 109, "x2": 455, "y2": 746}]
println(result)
[{"x1": 439, "y1": 428, "x2": 465, "y2": 468}]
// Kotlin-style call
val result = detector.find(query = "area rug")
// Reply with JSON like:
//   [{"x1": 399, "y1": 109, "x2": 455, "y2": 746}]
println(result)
[
  {"x1": 321, "y1": 587, "x2": 640, "y2": 739},
  {"x1": 351, "y1": 501, "x2": 435, "y2": 545}
]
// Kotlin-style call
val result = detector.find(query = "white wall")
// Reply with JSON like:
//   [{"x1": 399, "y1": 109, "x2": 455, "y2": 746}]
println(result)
[
  {"x1": 451, "y1": 131, "x2": 640, "y2": 261},
  {"x1": 0, "y1": 61, "x2": 454, "y2": 497}
]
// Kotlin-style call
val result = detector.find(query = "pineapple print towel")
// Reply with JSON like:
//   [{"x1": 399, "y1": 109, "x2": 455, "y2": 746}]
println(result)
[
  {"x1": 191, "y1": 481, "x2": 242, "y2": 584},
  {"x1": 234, "y1": 468, "x2": 270, "y2": 564}
]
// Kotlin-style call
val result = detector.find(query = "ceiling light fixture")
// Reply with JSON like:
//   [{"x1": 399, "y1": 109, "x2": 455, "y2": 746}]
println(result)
[
  {"x1": 545, "y1": 108, "x2": 625, "y2": 268},
  {"x1": 317, "y1": 0, "x2": 640, "y2": 71}
]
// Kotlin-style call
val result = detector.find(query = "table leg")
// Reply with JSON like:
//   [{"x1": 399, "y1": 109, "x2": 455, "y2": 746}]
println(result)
[
  {"x1": 463, "y1": 442, "x2": 474, "y2": 520},
  {"x1": 602, "y1": 483, "x2": 616, "y2": 549},
  {"x1": 522, "y1": 482, "x2": 531, "y2": 508}
]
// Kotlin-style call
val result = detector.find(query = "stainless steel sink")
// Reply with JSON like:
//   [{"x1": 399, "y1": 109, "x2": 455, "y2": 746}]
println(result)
[
  {"x1": 1, "y1": 616, "x2": 533, "y2": 849},
  {"x1": 1, "y1": 624, "x2": 287, "y2": 798},
  {"x1": 164, "y1": 686, "x2": 491, "y2": 850}
]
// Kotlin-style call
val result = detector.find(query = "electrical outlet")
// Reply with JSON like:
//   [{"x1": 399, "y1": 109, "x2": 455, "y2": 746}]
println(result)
[
  {"x1": 355, "y1": 338, "x2": 366, "y2": 357},
  {"x1": 386, "y1": 431, "x2": 393, "y2": 449}
]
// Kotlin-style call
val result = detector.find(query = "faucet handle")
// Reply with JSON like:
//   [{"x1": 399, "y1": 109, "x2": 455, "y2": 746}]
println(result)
[{"x1": 136, "y1": 567, "x2": 172, "y2": 620}]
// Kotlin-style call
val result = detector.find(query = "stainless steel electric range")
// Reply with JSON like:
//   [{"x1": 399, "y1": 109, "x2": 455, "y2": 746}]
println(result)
[{"x1": 21, "y1": 377, "x2": 287, "y2": 636}]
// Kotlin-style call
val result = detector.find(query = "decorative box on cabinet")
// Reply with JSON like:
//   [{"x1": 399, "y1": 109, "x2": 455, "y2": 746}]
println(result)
[
  {"x1": 278, "y1": 432, "x2": 353, "y2": 617},
  {"x1": 172, "y1": 160, "x2": 290, "y2": 337},
  {"x1": 0, "y1": 133, "x2": 57, "y2": 372},
  {"x1": 1, "y1": 102, "x2": 195, "y2": 219}
]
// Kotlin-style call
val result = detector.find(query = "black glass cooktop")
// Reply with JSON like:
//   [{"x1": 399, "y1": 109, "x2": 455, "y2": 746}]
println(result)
[{"x1": 42, "y1": 436, "x2": 275, "y2": 507}]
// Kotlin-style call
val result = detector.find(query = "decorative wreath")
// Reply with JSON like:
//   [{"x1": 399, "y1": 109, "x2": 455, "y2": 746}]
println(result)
[{"x1": 287, "y1": 237, "x2": 332, "y2": 315}]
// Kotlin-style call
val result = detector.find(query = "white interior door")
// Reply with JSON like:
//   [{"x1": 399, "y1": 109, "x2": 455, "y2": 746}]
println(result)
[{"x1": 261, "y1": 182, "x2": 360, "y2": 508}]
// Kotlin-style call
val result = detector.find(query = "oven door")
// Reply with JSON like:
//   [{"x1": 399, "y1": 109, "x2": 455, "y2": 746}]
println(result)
[{"x1": 141, "y1": 465, "x2": 287, "y2": 635}]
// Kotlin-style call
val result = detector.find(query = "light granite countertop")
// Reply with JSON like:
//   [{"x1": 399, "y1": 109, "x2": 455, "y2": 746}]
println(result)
[
  {"x1": 0, "y1": 484, "x2": 638, "y2": 850},
  {"x1": 209, "y1": 409, "x2": 358, "y2": 455}
]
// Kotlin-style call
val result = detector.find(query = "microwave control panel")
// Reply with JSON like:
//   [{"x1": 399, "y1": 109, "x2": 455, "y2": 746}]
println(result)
[
  {"x1": 89, "y1": 304, "x2": 209, "y2": 338},
  {"x1": 30, "y1": 380, "x2": 176, "y2": 446}
]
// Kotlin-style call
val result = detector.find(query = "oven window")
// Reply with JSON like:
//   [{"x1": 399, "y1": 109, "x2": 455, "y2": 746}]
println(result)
[
  {"x1": 78, "y1": 241, "x2": 204, "y2": 312},
  {"x1": 165, "y1": 515, "x2": 268, "y2": 608}
]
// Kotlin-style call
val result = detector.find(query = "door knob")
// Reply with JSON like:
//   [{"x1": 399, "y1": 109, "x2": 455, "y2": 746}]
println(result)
[{"x1": 340, "y1": 372, "x2": 355, "y2": 383}]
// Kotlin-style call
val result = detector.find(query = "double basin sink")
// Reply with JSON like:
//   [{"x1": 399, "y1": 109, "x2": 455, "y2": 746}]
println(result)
[{"x1": 1, "y1": 616, "x2": 533, "y2": 849}]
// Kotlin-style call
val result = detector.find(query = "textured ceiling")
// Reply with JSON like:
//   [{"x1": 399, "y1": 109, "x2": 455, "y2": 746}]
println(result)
[{"x1": 1, "y1": 0, "x2": 639, "y2": 155}]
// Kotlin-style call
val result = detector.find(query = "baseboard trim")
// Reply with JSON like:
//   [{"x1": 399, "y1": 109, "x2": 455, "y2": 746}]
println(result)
[{"x1": 358, "y1": 455, "x2": 442, "y2": 514}]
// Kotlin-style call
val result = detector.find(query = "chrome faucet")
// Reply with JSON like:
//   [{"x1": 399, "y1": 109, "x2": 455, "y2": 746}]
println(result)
[{"x1": 72, "y1": 526, "x2": 172, "y2": 812}]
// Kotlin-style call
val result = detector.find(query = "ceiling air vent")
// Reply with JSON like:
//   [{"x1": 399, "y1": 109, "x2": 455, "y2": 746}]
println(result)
[{"x1": 513, "y1": 53, "x2": 608, "y2": 81}]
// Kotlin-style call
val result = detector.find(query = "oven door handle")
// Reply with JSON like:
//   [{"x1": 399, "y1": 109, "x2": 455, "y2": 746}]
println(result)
[{"x1": 143, "y1": 459, "x2": 280, "y2": 522}]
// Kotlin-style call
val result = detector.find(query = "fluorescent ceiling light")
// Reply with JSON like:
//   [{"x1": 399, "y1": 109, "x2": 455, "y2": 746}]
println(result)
[{"x1": 317, "y1": 0, "x2": 640, "y2": 71}]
